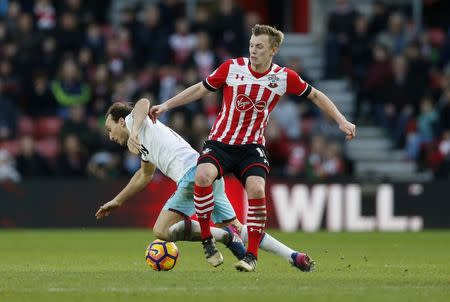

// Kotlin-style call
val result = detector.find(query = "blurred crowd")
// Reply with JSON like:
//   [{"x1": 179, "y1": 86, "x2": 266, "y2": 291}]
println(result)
[
  {"x1": 325, "y1": 0, "x2": 450, "y2": 178},
  {"x1": 1, "y1": 0, "x2": 449, "y2": 183}
]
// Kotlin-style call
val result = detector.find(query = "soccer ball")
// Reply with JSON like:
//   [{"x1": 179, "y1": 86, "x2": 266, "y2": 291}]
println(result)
[{"x1": 145, "y1": 239, "x2": 179, "y2": 271}]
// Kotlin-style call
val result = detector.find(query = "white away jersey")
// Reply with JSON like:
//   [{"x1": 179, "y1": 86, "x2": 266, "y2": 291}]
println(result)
[{"x1": 125, "y1": 114, "x2": 199, "y2": 183}]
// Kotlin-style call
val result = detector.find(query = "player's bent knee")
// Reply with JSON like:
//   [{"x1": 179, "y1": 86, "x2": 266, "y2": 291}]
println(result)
[
  {"x1": 195, "y1": 167, "x2": 216, "y2": 186},
  {"x1": 246, "y1": 181, "x2": 266, "y2": 199},
  {"x1": 153, "y1": 227, "x2": 170, "y2": 241}
]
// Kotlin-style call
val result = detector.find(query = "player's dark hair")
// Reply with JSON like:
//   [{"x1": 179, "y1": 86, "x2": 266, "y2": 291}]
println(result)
[
  {"x1": 251, "y1": 24, "x2": 284, "y2": 48},
  {"x1": 105, "y1": 102, "x2": 133, "y2": 122}
]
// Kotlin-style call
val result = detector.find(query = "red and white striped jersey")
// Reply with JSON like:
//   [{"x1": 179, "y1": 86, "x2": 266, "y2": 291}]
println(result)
[{"x1": 203, "y1": 57, "x2": 311, "y2": 146}]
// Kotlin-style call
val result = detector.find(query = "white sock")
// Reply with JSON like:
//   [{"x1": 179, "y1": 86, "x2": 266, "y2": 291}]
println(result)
[
  {"x1": 241, "y1": 225, "x2": 295, "y2": 262},
  {"x1": 168, "y1": 220, "x2": 228, "y2": 244}
]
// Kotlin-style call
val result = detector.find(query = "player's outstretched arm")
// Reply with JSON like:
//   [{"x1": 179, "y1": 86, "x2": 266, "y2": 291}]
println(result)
[
  {"x1": 95, "y1": 161, "x2": 155, "y2": 219},
  {"x1": 307, "y1": 87, "x2": 356, "y2": 140},
  {"x1": 149, "y1": 82, "x2": 210, "y2": 123},
  {"x1": 128, "y1": 98, "x2": 150, "y2": 154}
]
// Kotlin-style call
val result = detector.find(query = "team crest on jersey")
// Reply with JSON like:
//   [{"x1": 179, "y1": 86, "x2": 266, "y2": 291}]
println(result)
[
  {"x1": 268, "y1": 74, "x2": 279, "y2": 88},
  {"x1": 235, "y1": 94, "x2": 266, "y2": 112}
]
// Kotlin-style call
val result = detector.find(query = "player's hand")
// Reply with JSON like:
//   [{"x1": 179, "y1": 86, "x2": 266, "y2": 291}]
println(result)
[
  {"x1": 148, "y1": 104, "x2": 168, "y2": 124},
  {"x1": 127, "y1": 133, "x2": 140, "y2": 155},
  {"x1": 339, "y1": 120, "x2": 356, "y2": 140},
  {"x1": 95, "y1": 200, "x2": 121, "y2": 219}
]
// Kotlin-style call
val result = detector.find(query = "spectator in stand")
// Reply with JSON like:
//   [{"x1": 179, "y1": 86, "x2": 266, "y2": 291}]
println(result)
[
  {"x1": 60, "y1": 104, "x2": 97, "y2": 152},
  {"x1": 305, "y1": 135, "x2": 327, "y2": 180},
  {"x1": 0, "y1": 21, "x2": 7, "y2": 43},
  {"x1": 78, "y1": 47, "x2": 96, "y2": 80},
  {"x1": 0, "y1": 80, "x2": 18, "y2": 140},
  {"x1": 169, "y1": 18, "x2": 197, "y2": 66},
  {"x1": 362, "y1": 43, "x2": 392, "y2": 124},
  {"x1": 0, "y1": 59, "x2": 19, "y2": 101},
  {"x1": 406, "y1": 96, "x2": 439, "y2": 160},
  {"x1": 56, "y1": 133, "x2": 87, "y2": 178},
  {"x1": 34, "y1": 0, "x2": 56, "y2": 32},
  {"x1": 324, "y1": 0, "x2": 358, "y2": 78},
  {"x1": 214, "y1": 0, "x2": 246, "y2": 58},
  {"x1": 51, "y1": 58, "x2": 91, "y2": 112},
  {"x1": 439, "y1": 87, "x2": 450, "y2": 131},
  {"x1": 190, "y1": 112, "x2": 210, "y2": 152},
  {"x1": 286, "y1": 143, "x2": 307, "y2": 178},
  {"x1": 55, "y1": 11, "x2": 83, "y2": 56},
  {"x1": 321, "y1": 142, "x2": 345, "y2": 179},
  {"x1": 36, "y1": 36, "x2": 59, "y2": 78},
  {"x1": 376, "y1": 11, "x2": 413, "y2": 56},
  {"x1": 0, "y1": 149, "x2": 20, "y2": 183},
  {"x1": 437, "y1": 130, "x2": 450, "y2": 178},
  {"x1": 404, "y1": 41, "x2": 431, "y2": 113},
  {"x1": 191, "y1": 5, "x2": 212, "y2": 35},
  {"x1": 14, "y1": 13, "x2": 37, "y2": 79},
  {"x1": 186, "y1": 31, "x2": 220, "y2": 80},
  {"x1": 134, "y1": 5, "x2": 170, "y2": 65},
  {"x1": 265, "y1": 118, "x2": 290, "y2": 176},
  {"x1": 272, "y1": 98, "x2": 302, "y2": 140},
  {"x1": 16, "y1": 135, "x2": 52, "y2": 178},
  {"x1": 25, "y1": 72, "x2": 57, "y2": 117},
  {"x1": 89, "y1": 64, "x2": 112, "y2": 116},
  {"x1": 4, "y1": 1, "x2": 20, "y2": 38},
  {"x1": 349, "y1": 14, "x2": 372, "y2": 118},
  {"x1": 87, "y1": 151, "x2": 120, "y2": 180},
  {"x1": 368, "y1": 0, "x2": 389, "y2": 37},
  {"x1": 84, "y1": 23, "x2": 105, "y2": 62},
  {"x1": 285, "y1": 57, "x2": 319, "y2": 119}
]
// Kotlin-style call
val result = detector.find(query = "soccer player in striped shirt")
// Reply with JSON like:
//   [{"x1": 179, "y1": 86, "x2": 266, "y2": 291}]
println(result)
[{"x1": 150, "y1": 24, "x2": 356, "y2": 272}]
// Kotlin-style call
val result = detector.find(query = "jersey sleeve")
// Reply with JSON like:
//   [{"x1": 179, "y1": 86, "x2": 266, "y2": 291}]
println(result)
[
  {"x1": 202, "y1": 59, "x2": 232, "y2": 91},
  {"x1": 286, "y1": 68, "x2": 312, "y2": 96}
]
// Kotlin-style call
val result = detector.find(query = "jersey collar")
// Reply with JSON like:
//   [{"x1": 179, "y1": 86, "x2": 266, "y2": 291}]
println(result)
[{"x1": 247, "y1": 62, "x2": 273, "y2": 78}]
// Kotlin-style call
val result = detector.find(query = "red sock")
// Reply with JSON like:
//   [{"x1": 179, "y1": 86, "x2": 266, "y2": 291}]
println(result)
[
  {"x1": 194, "y1": 184, "x2": 214, "y2": 240},
  {"x1": 246, "y1": 198, "x2": 266, "y2": 258}
]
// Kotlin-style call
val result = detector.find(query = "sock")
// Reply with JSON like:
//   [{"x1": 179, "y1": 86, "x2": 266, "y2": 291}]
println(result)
[
  {"x1": 168, "y1": 219, "x2": 228, "y2": 244},
  {"x1": 246, "y1": 198, "x2": 266, "y2": 258},
  {"x1": 193, "y1": 184, "x2": 214, "y2": 240},
  {"x1": 241, "y1": 225, "x2": 295, "y2": 263}
]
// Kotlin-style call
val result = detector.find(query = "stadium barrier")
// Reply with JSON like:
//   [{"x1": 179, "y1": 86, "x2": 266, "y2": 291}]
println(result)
[{"x1": 0, "y1": 177, "x2": 448, "y2": 230}]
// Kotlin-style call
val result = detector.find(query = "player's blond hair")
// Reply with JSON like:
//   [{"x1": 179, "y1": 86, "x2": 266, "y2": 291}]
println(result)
[{"x1": 251, "y1": 24, "x2": 284, "y2": 49}]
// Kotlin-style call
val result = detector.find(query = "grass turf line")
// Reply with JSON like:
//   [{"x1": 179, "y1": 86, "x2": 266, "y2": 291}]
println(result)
[{"x1": 0, "y1": 230, "x2": 449, "y2": 302}]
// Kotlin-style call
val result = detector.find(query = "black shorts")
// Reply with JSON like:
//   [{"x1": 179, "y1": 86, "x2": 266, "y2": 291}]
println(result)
[{"x1": 198, "y1": 140, "x2": 270, "y2": 184}]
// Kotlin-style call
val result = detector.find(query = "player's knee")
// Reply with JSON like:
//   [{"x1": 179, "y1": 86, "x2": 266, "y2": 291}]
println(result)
[
  {"x1": 153, "y1": 227, "x2": 170, "y2": 241},
  {"x1": 195, "y1": 168, "x2": 216, "y2": 186},
  {"x1": 245, "y1": 179, "x2": 266, "y2": 199}
]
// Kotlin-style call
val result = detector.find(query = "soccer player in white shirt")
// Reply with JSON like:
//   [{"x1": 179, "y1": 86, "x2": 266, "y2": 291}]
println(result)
[{"x1": 96, "y1": 99, "x2": 314, "y2": 272}]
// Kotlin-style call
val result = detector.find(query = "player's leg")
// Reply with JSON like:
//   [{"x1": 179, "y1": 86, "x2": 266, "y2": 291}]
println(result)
[
  {"x1": 165, "y1": 174, "x2": 246, "y2": 261},
  {"x1": 239, "y1": 225, "x2": 315, "y2": 272},
  {"x1": 235, "y1": 175, "x2": 266, "y2": 272},
  {"x1": 195, "y1": 141, "x2": 233, "y2": 266},
  {"x1": 155, "y1": 209, "x2": 230, "y2": 244},
  {"x1": 193, "y1": 162, "x2": 218, "y2": 240},
  {"x1": 234, "y1": 144, "x2": 270, "y2": 272}
]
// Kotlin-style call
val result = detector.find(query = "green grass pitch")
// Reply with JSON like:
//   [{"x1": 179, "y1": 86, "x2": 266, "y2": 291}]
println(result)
[{"x1": 1, "y1": 230, "x2": 449, "y2": 302}]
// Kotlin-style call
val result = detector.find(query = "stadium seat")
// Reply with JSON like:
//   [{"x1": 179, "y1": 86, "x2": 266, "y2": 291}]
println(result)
[
  {"x1": 34, "y1": 117, "x2": 63, "y2": 139},
  {"x1": 35, "y1": 137, "x2": 61, "y2": 160},
  {"x1": 18, "y1": 116, "x2": 34, "y2": 136}
]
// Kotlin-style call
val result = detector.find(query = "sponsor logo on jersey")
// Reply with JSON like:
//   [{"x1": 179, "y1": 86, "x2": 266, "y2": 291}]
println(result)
[{"x1": 235, "y1": 94, "x2": 266, "y2": 112}]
